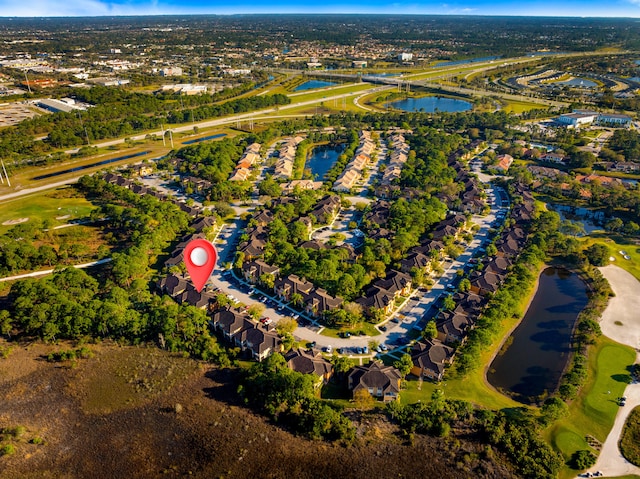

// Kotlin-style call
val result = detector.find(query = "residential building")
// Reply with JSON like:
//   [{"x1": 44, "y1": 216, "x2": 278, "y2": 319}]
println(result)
[
  {"x1": 348, "y1": 361, "x2": 402, "y2": 402},
  {"x1": 284, "y1": 348, "x2": 333, "y2": 387},
  {"x1": 410, "y1": 339, "x2": 454, "y2": 381}
]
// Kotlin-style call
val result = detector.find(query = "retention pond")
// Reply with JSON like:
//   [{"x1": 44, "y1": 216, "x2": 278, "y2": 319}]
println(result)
[
  {"x1": 305, "y1": 144, "x2": 345, "y2": 179},
  {"x1": 487, "y1": 267, "x2": 589, "y2": 403}
]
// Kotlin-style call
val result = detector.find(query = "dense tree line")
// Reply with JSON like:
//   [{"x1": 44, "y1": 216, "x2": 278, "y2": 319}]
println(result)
[
  {"x1": 607, "y1": 130, "x2": 640, "y2": 162},
  {"x1": 238, "y1": 353, "x2": 355, "y2": 442},
  {"x1": 0, "y1": 90, "x2": 290, "y2": 170},
  {"x1": 387, "y1": 390, "x2": 563, "y2": 478},
  {"x1": 1, "y1": 176, "x2": 229, "y2": 363},
  {"x1": 165, "y1": 93, "x2": 290, "y2": 125}
]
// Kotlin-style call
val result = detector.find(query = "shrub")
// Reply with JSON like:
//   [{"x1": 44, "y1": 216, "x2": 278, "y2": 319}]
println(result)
[
  {"x1": 0, "y1": 444, "x2": 16, "y2": 456},
  {"x1": 620, "y1": 406, "x2": 640, "y2": 466},
  {"x1": 570, "y1": 450, "x2": 596, "y2": 470}
]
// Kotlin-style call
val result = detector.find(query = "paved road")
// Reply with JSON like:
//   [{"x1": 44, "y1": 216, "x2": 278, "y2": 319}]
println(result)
[
  {"x1": 0, "y1": 176, "x2": 85, "y2": 202},
  {"x1": 0, "y1": 258, "x2": 112, "y2": 282}
]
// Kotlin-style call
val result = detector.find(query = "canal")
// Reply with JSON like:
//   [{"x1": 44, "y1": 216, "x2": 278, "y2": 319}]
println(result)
[
  {"x1": 32, "y1": 150, "x2": 152, "y2": 181},
  {"x1": 487, "y1": 267, "x2": 589, "y2": 403}
]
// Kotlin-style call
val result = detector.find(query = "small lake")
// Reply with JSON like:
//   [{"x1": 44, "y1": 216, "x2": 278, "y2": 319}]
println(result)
[
  {"x1": 487, "y1": 267, "x2": 589, "y2": 403},
  {"x1": 305, "y1": 144, "x2": 345, "y2": 179},
  {"x1": 387, "y1": 96, "x2": 472, "y2": 113},
  {"x1": 294, "y1": 80, "x2": 337, "y2": 91},
  {"x1": 559, "y1": 78, "x2": 597, "y2": 88}
]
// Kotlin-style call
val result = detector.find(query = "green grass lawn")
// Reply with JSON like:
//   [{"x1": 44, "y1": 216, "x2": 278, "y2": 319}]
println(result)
[
  {"x1": 400, "y1": 359, "x2": 523, "y2": 410},
  {"x1": 0, "y1": 187, "x2": 95, "y2": 235},
  {"x1": 286, "y1": 82, "x2": 373, "y2": 102},
  {"x1": 502, "y1": 99, "x2": 549, "y2": 114},
  {"x1": 399, "y1": 312, "x2": 526, "y2": 411},
  {"x1": 544, "y1": 337, "x2": 636, "y2": 479},
  {"x1": 320, "y1": 322, "x2": 380, "y2": 338},
  {"x1": 581, "y1": 234, "x2": 640, "y2": 281}
]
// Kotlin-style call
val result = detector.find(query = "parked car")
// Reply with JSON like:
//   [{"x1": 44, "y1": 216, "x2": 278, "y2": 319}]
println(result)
[
  {"x1": 380, "y1": 325, "x2": 387, "y2": 332},
  {"x1": 325, "y1": 345, "x2": 332, "y2": 353}
]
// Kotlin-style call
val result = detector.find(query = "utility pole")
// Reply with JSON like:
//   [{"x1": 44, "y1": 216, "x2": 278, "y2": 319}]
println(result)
[
  {"x1": 1, "y1": 160, "x2": 10, "y2": 187},
  {"x1": 23, "y1": 70, "x2": 32, "y2": 94}
]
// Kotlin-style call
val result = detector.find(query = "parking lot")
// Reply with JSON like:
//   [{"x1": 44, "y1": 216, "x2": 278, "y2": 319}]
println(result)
[{"x1": 0, "y1": 101, "x2": 40, "y2": 128}]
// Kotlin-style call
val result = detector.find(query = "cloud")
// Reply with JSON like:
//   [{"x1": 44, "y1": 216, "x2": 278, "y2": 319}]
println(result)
[{"x1": 0, "y1": 0, "x2": 177, "y2": 16}]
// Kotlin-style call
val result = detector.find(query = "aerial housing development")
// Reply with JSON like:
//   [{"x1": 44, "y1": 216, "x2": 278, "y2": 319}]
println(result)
[{"x1": 0, "y1": 13, "x2": 639, "y2": 479}]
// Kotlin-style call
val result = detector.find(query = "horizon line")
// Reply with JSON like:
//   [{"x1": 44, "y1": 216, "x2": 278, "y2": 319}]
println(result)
[{"x1": 0, "y1": 13, "x2": 640, "y2": 19}]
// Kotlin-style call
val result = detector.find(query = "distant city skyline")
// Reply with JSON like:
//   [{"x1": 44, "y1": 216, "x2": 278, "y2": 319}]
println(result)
[{"x1": 1, "y1": 0, "x2": 640, "y2": 18}]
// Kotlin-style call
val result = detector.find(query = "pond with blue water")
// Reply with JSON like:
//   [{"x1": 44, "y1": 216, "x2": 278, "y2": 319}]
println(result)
[
  {"x1": 487, "y1": 267, "x2": 589, "y2": 403},
  {"x1": 559, "y1": 78, "x2": 597, "y2": 88},
  {"x1": 387, "y1": 96, "x2": 472, "y2": 113},
  {"x1": 294, "y1": 80, "x2": 337, "y2": 91},
  {"x1": 305, "y1": 144, "x2": 345, "y2": 179}
]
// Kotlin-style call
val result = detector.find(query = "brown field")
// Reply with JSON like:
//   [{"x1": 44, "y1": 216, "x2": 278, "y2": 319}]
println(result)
[{"x1": 0, "y1": 340, "x2": 517, "y2": 479}]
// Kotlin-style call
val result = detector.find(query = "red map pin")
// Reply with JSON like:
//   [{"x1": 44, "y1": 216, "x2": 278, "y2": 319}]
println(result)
[{"x1": 184, "y1": 238, "x2": 218, "y2": 292}]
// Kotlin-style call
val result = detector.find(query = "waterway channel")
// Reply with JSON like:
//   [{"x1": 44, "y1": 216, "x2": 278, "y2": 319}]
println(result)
[{"x1": 487, "y1": 267, "x2": 589, "y2": 403}]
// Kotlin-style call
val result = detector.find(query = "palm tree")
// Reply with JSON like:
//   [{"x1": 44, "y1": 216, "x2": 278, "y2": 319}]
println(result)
[{"x1": 290, "y1": 292, "x2": 303, "y2": 307}]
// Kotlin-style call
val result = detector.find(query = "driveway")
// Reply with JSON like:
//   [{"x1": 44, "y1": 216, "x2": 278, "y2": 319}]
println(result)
[{"x1": 584, "y1": 265, "x2": 640, "y2": 478}]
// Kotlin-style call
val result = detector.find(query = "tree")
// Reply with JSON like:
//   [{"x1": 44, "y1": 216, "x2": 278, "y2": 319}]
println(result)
[
  {"x1": 258, "y1": 176, "x2": 282, "y2": 197},
  {"x1": 605, "y1": 217, "x2": 624, "y2": 232},
  {"x1": 423, "y1": 320, "x2": 437, "y2": 340},
  {"x1": 584, "y1": 243, "x2": 609, "y2": 266},
  {"x1": 0, "y1": 310, "x2": 12, "y2": 337},
  {"x1": 290, "y1": 292, "x2": 304, "y2": 307},
  {"x1": 540, "y1": 397, "x2": 568, "y2": 425},
  {"x1": 289, "y1": 221, "x2": 310, "y2": 244},
  {"x1": 276, "y1": 317, "x2": 298, "y2": 335},
  {"x1": 560, "y1": 220, "x2": 585, "y2": 238},
  {"x1": 247, "y1": 303, "x2": 265, "y2": 320},
  {"x1": 571, "y1": 450, "x2": 596, "y2": 470},
  {"x1": 442, "y1": 295, "x2": 456, "y2": 312},
  {"x1": 259, "y1": 273, "x2": 275, "y2": 290},
  {"x1": 458, "y1": 278, "x2": 471, "y2": 293},
  {"x1": 394, "y1": 353, "x2": 413, "y2": 378},
  {"x1": 353, "y1": 388, "x2": 375, "y2": 410},
  {"x1": 234, "y1": 251, "x2": 245, "y2": 269},
  {"x1": 330, "y1": 354, "x2": 353, "y2": 379}
]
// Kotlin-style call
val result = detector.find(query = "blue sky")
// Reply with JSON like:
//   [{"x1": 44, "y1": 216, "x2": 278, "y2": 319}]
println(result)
[{"x1": 1, "y1": 0, "x2": 640, "y2": 17}]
